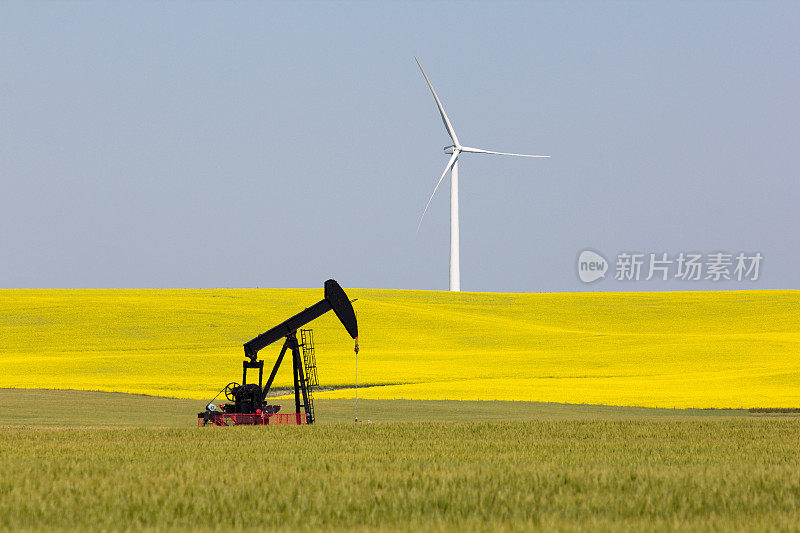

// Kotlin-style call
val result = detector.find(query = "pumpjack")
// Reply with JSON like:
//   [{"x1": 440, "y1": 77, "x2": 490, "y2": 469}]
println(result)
[{"x1": 198, "y1": 279, "x2": 358, "y2": 426}]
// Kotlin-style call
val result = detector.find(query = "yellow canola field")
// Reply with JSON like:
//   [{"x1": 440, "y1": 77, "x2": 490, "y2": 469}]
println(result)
[{"x1": 0, "y1": 289, "x2": 798, "y2": 408}]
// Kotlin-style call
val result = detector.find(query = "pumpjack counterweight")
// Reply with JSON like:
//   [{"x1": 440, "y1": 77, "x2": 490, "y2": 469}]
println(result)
[{"x1": 198, "y1": 279, "x2": 358, "y2": 426}]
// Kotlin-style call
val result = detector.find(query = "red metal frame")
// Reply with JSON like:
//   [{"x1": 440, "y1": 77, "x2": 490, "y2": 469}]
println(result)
[{"x1": 198, "y1": 412, "x2": 305, "y2": 427}]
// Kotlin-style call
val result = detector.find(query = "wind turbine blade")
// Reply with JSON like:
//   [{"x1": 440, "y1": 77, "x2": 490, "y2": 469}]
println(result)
[
  {"x1": 417, "y1": 150, "x2": 459, "y2": 232},
  {"x1": 415, "y1": 57, "x2": 460, "y2": 147},
  {"x1": 459, "y1": 146, "x2": 550, "y2": 158}
]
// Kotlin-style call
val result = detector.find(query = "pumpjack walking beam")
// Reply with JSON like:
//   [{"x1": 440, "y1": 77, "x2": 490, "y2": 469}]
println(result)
[{"x1": 242, "y1": 279, "x2": 359, "y2": 423}]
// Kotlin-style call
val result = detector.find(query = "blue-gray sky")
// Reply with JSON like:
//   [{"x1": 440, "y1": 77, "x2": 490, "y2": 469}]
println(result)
[{"x1": 2, "y1": 1, "x2": 798, "y2": 291}]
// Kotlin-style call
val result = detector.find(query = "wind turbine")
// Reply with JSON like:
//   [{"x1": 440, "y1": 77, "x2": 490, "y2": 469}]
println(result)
[{"x1": 415, "y1": 57, "x2": 549, "y2": 291}]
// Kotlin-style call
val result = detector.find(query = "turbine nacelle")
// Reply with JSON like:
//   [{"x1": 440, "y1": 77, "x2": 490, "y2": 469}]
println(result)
[{"x1": 444, "y1": 145, "x2": 458, "y2": 154}]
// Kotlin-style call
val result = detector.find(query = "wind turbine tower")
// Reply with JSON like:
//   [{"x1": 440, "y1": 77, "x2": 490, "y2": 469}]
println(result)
[{"x1": 415, "y1": 58, "x2": 549, "y2": 291}]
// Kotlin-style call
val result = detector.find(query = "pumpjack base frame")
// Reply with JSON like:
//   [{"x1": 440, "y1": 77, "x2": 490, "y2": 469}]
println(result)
[{"x1": 197, "y1": 412, "x2": 306, "y2": 426}]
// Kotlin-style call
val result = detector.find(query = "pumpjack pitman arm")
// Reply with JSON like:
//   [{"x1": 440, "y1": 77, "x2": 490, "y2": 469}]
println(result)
[{"x1": 243, "y1": 279, "x2": 359, "y2": 361}]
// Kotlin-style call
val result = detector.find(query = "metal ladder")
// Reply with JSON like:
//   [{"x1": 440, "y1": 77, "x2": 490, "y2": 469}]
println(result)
[{"x1": 299, "y1": 329, "x2": 317, "y2": 423}]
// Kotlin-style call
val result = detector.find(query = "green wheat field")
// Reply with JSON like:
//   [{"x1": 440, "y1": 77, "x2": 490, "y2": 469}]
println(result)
[{"x1": 2, "y1": 389, "x2": 800, "y2": 531}]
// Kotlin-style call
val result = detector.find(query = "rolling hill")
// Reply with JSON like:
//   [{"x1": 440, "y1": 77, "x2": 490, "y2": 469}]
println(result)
[{"x1": 1, "y1": 288, "x2": 797, "y2": 408}]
